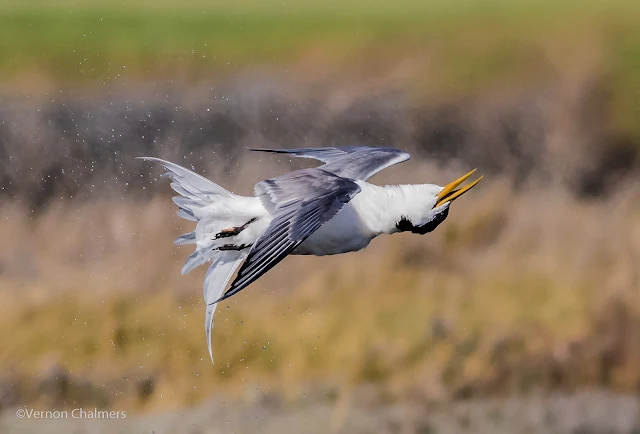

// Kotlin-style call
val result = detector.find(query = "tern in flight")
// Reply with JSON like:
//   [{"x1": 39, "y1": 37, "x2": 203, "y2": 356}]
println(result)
[{"x1": 140, "y1": 147, "x2": 482, "y2": 361}]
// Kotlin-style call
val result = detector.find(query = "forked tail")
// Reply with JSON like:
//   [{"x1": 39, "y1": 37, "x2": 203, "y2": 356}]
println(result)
[
  {"x1": 138, "y1": 157, "x2": 256, "y2": 362},
  {"x1": 202, "y1": 250, "x2": 248, "y2": 361}
]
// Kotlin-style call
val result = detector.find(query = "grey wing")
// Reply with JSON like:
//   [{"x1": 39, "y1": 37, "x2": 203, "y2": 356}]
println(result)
[
  {"x1": 208, "y1": 169, "x2": 361, "y2": 305},
  {"x1": 249, "y1": 147, "x2": 352, "y2": 163},
  {"x1": 249, "y1": 146, "x2": 410, "y2": 181}
]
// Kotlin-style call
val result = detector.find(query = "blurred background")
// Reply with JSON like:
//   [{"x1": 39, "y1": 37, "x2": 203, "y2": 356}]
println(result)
[{"x1": 1, "y1": 0, "x2": 640, "y2": 432}]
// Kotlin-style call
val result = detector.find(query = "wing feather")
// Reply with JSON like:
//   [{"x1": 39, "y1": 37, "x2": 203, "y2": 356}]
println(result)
[
  {"x1": 208, "y1": 169, "x2": 361, "y2": 304},
  {"x1": 249, "y1": 147, "x2": 350, "y2": 163},
  {"x1": 249, "y1": 146, "x2": 410, "y2": 181}
]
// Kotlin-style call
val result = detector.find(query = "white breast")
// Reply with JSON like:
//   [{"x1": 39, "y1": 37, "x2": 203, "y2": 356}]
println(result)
[
  {"x1": 293, "y1": 202, "x2": 375, "y2": 255},
  {"x1": 293, "y1": 183, "x2": 388, "y2": 256}
]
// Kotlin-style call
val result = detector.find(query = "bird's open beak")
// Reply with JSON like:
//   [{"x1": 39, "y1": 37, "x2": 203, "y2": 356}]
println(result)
[{"x1": 435, "y1": 169, "x2": 483, "y2": 208}]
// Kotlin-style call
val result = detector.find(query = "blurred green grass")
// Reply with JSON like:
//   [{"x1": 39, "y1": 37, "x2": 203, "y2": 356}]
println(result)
[
  {"x1": 0, "y1": 1, "x2": 636, "y2": 82},
  {"x1": 2, "y1": 0, "x2": 640, "y2": 135}
]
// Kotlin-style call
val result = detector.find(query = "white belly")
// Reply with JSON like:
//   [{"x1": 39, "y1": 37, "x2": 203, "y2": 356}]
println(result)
[{"x1": 293, "y1": 202, "x2": 375, "y2": 256}]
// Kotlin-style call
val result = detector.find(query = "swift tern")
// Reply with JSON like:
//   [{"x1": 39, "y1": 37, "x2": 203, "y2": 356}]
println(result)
[{"x1": 140, "y1": 146, "x2": 482, "y2": 361}]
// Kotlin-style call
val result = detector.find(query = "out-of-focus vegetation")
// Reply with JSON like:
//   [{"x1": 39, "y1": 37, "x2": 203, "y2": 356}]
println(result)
[
  {"x1": 1, "y1": 175, "x2": 640, "y2": 411},
  {"x1": 1, "y1": 0, "x2": 640, "y2": 135},
  {"x1": 2, "y1": 0, "x2": 640, "y2": 430}
]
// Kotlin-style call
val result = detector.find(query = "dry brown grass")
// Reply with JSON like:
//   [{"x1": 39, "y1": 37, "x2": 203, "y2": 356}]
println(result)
[{"x1": 1, "y1": 162, "x2": 640, "y2": 411}]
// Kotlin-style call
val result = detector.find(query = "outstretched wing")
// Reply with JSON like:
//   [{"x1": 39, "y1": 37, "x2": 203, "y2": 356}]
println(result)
[
  {"x1": 208, "y1": 168, "x2": 361, "y2": 305},
  {"x1": 249, "y1": 146, "x2": 410, "y2": 181}
]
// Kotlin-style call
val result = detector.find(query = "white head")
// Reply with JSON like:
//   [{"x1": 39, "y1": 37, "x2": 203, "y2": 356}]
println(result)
[{"x1": 394, "y1": 169, "x2": 482, "y2": 235}]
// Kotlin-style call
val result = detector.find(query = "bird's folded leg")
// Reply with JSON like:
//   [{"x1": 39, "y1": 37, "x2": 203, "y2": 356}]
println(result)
[
  {"x1": 218, "y1": 243, "x2": 251, "y2": 251},
  {"x1": 214, "y1": 217, "x2": 258, "y2": 239}
]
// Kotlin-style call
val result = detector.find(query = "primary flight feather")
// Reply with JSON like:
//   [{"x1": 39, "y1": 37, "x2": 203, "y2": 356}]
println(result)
[{"x1": 139, "y1": 146, "x2": 482, "y2": 362}]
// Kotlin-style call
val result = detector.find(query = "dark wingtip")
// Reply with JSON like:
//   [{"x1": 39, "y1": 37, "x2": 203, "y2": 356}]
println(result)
[
  {"x1": 248, "y1": 148, "x2": 286, "y2": 153},
  {"x1": 206, "y1": 287, "x2": 236, "y2": 306}
]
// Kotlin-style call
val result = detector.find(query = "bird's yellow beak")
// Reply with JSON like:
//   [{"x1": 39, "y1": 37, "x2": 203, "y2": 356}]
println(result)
[{"x1": 435, "y1": 169, "x2": 483, "y2": 208}]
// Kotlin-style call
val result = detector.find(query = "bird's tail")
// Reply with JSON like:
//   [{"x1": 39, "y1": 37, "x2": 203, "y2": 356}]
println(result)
[
  {"x1": 138, "y1": 157, "x2": 248, "y2": 269},
  {"x1": 202, "y1": 250, "x2": 248, "y2": 362},
  {"x1": 139, "y1": 157, "x2": 260, "y2": 362},
  {"x1": 137, "y1": 156, "x2": 236, "y2": 224}
]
